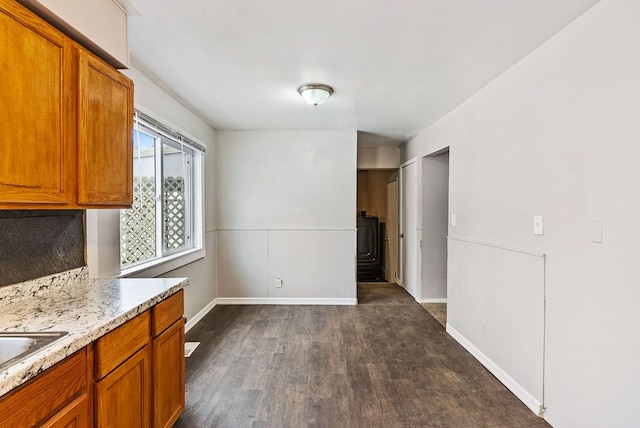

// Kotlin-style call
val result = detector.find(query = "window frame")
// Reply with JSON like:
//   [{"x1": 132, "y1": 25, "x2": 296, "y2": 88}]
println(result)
[
  {"x1": 118, "y1": 111, "x2": 205, "y2": 277},
  {"x1": 161, "y1": 138, "x2": 195, "y2": 258}
]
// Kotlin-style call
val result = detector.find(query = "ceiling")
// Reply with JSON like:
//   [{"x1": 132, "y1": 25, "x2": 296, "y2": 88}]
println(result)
[{"x1": 124, "y1": 0, "x2": 600, "y2": 144}]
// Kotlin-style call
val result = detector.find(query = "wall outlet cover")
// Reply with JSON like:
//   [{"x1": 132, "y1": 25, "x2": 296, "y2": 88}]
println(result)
[
  {"x1": 591, "y1": 221, "x2": 603, "y2": 243},
  {"x1": 533, "y1": 215, "x2": 544, "y2": 235}
]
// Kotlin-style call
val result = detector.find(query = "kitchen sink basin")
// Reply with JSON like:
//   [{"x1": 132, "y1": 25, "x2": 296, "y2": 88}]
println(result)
[{"x1": 0, "y1": 332, "x2": 68, "y2": 372}]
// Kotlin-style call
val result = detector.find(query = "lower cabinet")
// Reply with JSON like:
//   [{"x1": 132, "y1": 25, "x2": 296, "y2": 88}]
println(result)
[
  {"x1": 153, "y1": 318, "x2": 185, "y2": 428},
  {"x1": 93, "y1": 290, "x2": 185, "y2": 428},
  {"x1": 95, "y1": 346, "x2": 151, "y2": 428},
  {"x1": 0, "y1": 290, "x2": 185, "y2": 428},
  {"x1": 0, "y1": 348, "x2": 88, "y2": 428}
]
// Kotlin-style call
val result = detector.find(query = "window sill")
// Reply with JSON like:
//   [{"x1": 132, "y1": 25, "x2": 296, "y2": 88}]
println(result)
[{"x1": 119, "y1": 247, "x2": 205, "y2": 278}]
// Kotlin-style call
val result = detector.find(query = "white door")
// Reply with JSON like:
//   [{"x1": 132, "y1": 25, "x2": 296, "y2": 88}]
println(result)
[{"x1": 400, "y1": 160, "x2": 417, "y2": 299}]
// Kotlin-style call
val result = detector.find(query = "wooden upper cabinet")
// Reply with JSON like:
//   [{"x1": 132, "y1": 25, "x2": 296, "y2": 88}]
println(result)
[
  {"x1": 77, "y1": 49, "x2": 133, "y2": 206},
  {"x1": 0, "y1": 0, "x2": 134, "y2": 209},
  {"x1": 0, "y1": 0, "x2": 75, "y2": 206}
]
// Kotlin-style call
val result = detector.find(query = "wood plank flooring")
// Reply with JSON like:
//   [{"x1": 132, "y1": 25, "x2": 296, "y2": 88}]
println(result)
[
  {"x1": 175, "y1": 283, "x2": 550, "y2": 427},
  {"x1": 421, "y1": 303, "x2": 447, "y2": 328}
]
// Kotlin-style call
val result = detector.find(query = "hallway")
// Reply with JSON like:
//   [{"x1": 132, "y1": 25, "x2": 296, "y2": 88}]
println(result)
[{"x1": 176, "y1": 283, "x2": 549, "y2": 427}]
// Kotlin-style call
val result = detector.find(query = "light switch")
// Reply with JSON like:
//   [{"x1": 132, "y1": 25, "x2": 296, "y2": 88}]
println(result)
[
  {"x1": 591, "y1": 221, "x2": 603, "y2": 243},
  {"x1": 533, "y1": 215, "x2": 544, "y2": 235},
  {"x1": 451, "y1": 214, "x2": 457, "y2": 227}
]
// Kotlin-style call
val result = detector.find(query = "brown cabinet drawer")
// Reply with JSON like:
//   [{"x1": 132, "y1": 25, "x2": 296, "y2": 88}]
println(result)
[
  {"x1": 0, "y1": 348, "x2": 87, "y2": 428},
  {"x1": 95, "y1": 311, "x2": 150, "y2": 379},
  {"x1": 151, "y1": 290, "x2": 184, "y2": 337}
]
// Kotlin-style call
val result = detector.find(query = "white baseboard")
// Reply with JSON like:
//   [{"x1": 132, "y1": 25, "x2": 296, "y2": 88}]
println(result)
[
  {"x1": 446, "y1": 324, "x2": 544, "y2": 417},
  {"x1": 216, "y1": 297, "x2": 357, "y2": 306},
  {"x1": 185, "y1": 298, "x2": 217, "y2": 333},
  {"x1": 419, "y1": 298, "x2": 448, "y2": 304}
]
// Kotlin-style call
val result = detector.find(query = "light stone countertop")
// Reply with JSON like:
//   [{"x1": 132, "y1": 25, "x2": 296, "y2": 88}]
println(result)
[{"x1": 0, "y1": 267, "x2": 188, "y2": 397}]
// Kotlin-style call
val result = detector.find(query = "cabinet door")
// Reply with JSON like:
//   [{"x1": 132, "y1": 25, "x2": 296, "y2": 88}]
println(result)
[
  {"x1": 41, "y1": 395, "x2": 89, "y2": 428},
  {"x1": 0, "y1": 0, "x2": 75, "y2": 206},
  {"x1": 77, "y1": 49, "x2": 133, "y2": 206},
  {"x1": 95, "y1": 345, "x2": 150, "y2": 428},
  {"x1": 153, "y1": 319, "x2": 185, "y2": 428}
]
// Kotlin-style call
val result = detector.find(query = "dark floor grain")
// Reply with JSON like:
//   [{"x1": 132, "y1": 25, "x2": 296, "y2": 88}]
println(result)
[
  {"x1": 175, "y1": 283, "x2": 550, "y2": 428},
  {"x1": 421, "y1": 303, "x2": 447, "y2": 328}
]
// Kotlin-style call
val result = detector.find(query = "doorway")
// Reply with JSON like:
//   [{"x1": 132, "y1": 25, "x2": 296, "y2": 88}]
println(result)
[
  {"x1": 356, "y1": 169, "x2": 398, "y2": 282},
  {"x1": 420, "y1": 149, "x2": 450, "y2": 326}
]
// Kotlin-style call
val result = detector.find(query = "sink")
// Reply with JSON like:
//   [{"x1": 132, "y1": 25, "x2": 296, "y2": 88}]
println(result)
[{"x1": 0, "y1": 332, "x2": 68, "y2": 371}]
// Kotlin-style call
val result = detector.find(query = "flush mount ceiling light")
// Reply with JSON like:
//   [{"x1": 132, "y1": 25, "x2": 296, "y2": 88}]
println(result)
[{"x1": 298, "y1": 83, "x2": 334, "y2": 106}]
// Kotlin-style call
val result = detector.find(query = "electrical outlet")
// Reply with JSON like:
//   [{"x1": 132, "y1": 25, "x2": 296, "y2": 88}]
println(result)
[
  {"x1": 275, "y1": 278, "x2": 283, "y2": 288},
  {"x1": 481, "y1": 325, "x2": 486, "y2": 338},
  {"x1": 451, "y1": 214, "x2": 457, "y2": 227}
]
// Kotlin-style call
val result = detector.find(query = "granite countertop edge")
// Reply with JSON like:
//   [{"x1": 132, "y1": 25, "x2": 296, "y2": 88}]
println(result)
[{"x1": 0, "y1": 270, "x2": 188, "y2": 398}]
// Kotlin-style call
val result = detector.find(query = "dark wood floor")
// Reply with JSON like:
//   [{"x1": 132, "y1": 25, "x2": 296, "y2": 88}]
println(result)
[{"x1": 175, "y1": 283, "x2": 550, "y2": 427}]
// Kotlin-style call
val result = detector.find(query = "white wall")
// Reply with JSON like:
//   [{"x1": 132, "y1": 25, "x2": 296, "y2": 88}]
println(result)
[
  {"x1": 447, "y1": 238, "x2": 545, "y2": 414},
  {"x1": 87, "y1": 67, "x2": 217, "y2": 324},
  {"x1": 357, "y1": 146, "x2": 400, "y2": 169},
  {"x1": 216, "y1": 130, "x2": 357, "y2": 303},
  {"x1": 420, "y1": 151, "x2": 449, "y2": 301},
  {"x1": 401, "y1": 0, "x2": 640, "y2": 426}
]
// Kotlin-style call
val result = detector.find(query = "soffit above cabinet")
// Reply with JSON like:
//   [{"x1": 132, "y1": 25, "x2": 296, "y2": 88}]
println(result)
[{"x1": 17, "y1": 0, "x2": 129, "y2": 68}]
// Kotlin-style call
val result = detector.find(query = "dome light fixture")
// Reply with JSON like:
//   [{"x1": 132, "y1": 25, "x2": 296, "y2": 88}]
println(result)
[{"x1": 298, "y1": 83, "x2": 334, "y2": 106}]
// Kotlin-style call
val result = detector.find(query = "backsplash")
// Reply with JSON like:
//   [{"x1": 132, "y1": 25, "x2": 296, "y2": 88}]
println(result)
[{"x1": 0, "y1": 211, "x2": 85, "y2": 287}]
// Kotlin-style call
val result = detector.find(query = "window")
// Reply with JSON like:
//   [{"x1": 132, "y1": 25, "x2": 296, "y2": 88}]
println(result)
[{"x1": 120, "y1": 111, "x2": 204, "y2": 271}]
